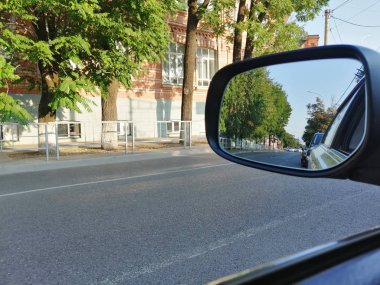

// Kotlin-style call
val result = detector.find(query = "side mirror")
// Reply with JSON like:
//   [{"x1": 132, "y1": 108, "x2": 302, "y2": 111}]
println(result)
[{"x1": 205, "y1": 45, "x2": 380, "y2": 185}]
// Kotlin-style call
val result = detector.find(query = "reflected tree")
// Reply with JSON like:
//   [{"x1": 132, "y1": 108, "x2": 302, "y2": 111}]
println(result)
[
  {"x1": 302, "y1": 97, "x2": 335, "y2": 146},
  {"x1": 220, "y1": 68, "x2": 291, "y2": 145}
]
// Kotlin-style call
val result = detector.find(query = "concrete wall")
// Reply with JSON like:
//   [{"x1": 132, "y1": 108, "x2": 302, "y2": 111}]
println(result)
[{"x1": 4, "y1": 93, "x2": 205, "y2": 146}]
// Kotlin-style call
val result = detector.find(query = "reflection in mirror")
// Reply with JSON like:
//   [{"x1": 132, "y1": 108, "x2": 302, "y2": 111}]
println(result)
[{"x1": 219, "y1": 59, "x2": 366, "y2": 171}]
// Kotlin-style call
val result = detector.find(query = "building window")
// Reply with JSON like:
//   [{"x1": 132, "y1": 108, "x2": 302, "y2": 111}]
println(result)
[
  {"x1": 196, "y1": 47, "x2": 216, "y2": 87},
  {"x1": 57, "y1": 122, "x2": 81, "y2": 138},
  {"x1": 163, "y1": 43, "x2": 184, "y2": 85}
]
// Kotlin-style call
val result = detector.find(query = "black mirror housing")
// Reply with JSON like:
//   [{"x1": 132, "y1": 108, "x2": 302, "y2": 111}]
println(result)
[{"x1": 205, "y1": 45, "x2": 380, "y2": 186}]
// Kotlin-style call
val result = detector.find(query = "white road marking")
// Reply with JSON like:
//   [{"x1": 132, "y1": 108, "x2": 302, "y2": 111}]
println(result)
[
  {"x1": 96, "y1": 189, "x2": 373, "y2": 285},
  {"x1": 0, "y1": 163, "x2": 234, "y2": 198}
]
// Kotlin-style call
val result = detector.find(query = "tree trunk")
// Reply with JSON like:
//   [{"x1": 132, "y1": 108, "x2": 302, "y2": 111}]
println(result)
[
  {"x1": 243, "y1": 1, "x2": 268, "y2": 60},
  {"x1": 232, "y1": 0, "x2": 246, "y2": 62},
  {"x1": 181, "y1": 0, "x2": 208, "y2": 145},
  {"x1": 181, "y1": 0, "x2": 200, "y2": 123},
  {"x1": 34, "y1": 14, "x2": 58, "y2": 154},
  {"x1": 101, "y1": 79, "x2": 119, "y2": 150},
  {"x1": 38, "y1": 65, "x2": 58, "y2": 154},
  {"x1": 38, "y1": 74, "x2": 56, "y2": 123}
]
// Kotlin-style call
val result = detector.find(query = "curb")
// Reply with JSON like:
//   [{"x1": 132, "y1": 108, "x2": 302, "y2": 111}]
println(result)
[{"x1": 0, "y1": 146, "x2": 213, "y2": 176}]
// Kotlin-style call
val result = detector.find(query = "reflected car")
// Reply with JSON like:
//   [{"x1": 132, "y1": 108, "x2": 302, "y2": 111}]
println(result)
[
  {"x1": 308, "y1": 79, "x2": 365, "y2": 169},
  {"x1": 300, "y1": 133, "x2": 324, "y2": 168},
  {"x1": 309, "y1": 132, "x2": 324, "y2": 148}
]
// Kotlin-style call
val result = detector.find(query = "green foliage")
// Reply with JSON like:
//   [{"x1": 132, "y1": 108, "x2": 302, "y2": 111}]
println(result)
[
  {"x1": 249, "y1": 0, "x2": 324, "y2": 56},
  {"x1": 49, "y1": 76, "x2": 96, "y2": 113},
  {"x1": 293, "y1": 0, "x2": 329, "y2": 21},
  {"x1": 302, "y1": 97, "x2": 335, "y2": 146},
  {"x1": 266, "y1": 82, "x2": 292, "y2": 139},
  {"x1": 0, "y1": 56, "x2": 32, "y2": 123},
  {"x1": 0, "y1": 0, "x2": 178, "y2": 116},
  {"x1": 220, "y1": 68, "x2": 291, "y2": 142},
  {"x1": 256, "y1": 22, "x2": 307, "y2": 56},
  {"x1": 0, "y1": 56, "x2": 19, "y2": 85},
  {"x1": 202, "y1": 0, "x2": 236, "y2": 36},
  {"x1": 233, "y1": 0, "x2": 328, "y2": 58},
  {"x1": 281, "y1": 132, "x2": 301, "y2": 148},
  {"x1": 0, "y1": 92, "x2": 33, "y2": 123},
  {"x1": 83, "y1": 0, "x2": 178, "y2": 96}
]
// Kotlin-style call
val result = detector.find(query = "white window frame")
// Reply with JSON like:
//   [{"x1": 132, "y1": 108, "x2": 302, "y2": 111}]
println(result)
[
  {"x1": 196, "y1": 47, "x2": 216, "y2": 87},
  {"x1": 162, "y1": 43, "x2": 184, "y2": 86}
]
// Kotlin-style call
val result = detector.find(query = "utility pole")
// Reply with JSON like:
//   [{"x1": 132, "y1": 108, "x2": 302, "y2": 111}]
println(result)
[{"x1": 324, "y1": 9, "x2": 331, "y2": 46}]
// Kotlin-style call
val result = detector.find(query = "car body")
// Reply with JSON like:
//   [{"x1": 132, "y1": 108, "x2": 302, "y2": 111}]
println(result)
[
  {"x1": 307, "y1": 79, "x2": 365, "y2": 169},
  {"x1": 300, "y1": 133, "x2": 325, "y2": 168},
  {"x1": 205, "y1": 45, "x2": 380, "y2": 284},
  {"x1": 309, "y1": 132, "x2": 324, "y2": 148}
]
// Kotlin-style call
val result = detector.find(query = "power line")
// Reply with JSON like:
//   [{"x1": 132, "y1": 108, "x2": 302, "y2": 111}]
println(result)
[
  {"x1": 335, "y1": 67, "x2": 363, "y2": 107},
  {"x1": 332, "y1": 17, "x2": 343, "y2": 42},
  {"x1": 332, "y1": 16, "x2": 380, "y2": 27},
  {"x1": 329, "y1": 28, "x2": 338, "y2": 43},
  {"x1": 332, "y1": 0, "x2": 354, "y2": 11},
  {"x1": 336, "y1": 76, "x2": 356, "y2": 107},
  {"x1": 331, "y1": 0, "x2": 380, "y2": 31},
  {"x1": 346, "y1": 0, "x2": 380, "y2": 21}
]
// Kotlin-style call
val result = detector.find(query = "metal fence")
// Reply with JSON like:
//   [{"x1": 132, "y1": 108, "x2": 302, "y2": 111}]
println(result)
[
  {"x1": 0, "y1": 122, "x2": 53, "y2": 159},
  {"x1": 0, "y1": 120, "x2": 203, "y2": 160},
  {"x1": 219, "y1": 137, "x2": 267, "y2": 151},
  {"x1": 54, "y1": 120, "x2": 135, "y2": 160},
  {"x1": 131, "y1": 120, "x2": 193, "y2": 148}
]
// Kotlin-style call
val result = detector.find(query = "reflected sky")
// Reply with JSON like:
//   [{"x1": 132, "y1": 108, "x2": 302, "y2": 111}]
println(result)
[{"x1": 266, "y1": 58, "x2": 362, "y2": 140}]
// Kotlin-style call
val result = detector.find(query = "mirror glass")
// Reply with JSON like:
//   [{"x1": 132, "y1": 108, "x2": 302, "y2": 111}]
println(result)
[{"x1": 219, "y1": 58, "x2": 366, "y2": 170}]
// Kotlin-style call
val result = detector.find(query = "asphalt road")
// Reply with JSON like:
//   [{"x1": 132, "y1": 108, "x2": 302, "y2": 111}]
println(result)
[
  {"x1": 1, "y1": 152, "x2": 380, "y2": 284},
  {"x1": 236, "y1": 151, "x2": 301, "y2": 168}
]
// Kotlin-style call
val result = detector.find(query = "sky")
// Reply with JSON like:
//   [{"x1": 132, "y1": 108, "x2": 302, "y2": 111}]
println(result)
[
  {"x1": 284, "y1": 0, "x2": 380, "y2": 140},
  {"x1": 298, "y1": 0, "x2": 380, "y2": 50},
  {"x1": 267, "y1": 59, "x2": 362, "y2": 140}
]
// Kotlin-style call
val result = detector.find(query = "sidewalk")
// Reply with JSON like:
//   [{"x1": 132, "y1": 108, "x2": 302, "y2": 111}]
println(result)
[{"x1": 0, "y1": 145, "x2": 213, "y2": 176}]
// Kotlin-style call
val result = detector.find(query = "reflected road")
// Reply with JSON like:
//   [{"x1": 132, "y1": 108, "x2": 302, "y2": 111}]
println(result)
[{"x1": 236, "y1": 151, "x2": 301, "y2": 168}]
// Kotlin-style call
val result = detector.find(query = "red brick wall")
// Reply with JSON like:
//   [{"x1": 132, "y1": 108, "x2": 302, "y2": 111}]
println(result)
[{"x1": 302, "y1": 35, "x2": 320, "y2": 48}]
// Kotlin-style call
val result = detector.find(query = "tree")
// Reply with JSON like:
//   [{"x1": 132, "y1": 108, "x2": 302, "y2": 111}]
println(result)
[
  {"x1": 230, "y1": 0, "x2": 328, "y2": 60},
  {"x1": 219, "y1": 67, "x2": 291, "y2": 145},
  {"x1": 266, "y1": 83, "x2": 292, "y2": 146},
  {"x1": 0, "y1": 0, "x2": 177, "y2": 149},
  {"x1": 87, "y1": 1, "x2": 178, "y2": 149},
  {"x1": 232, "y1": 0, "x2": 247, "y2": 62},
  {"x1": 180, "y1": 0, "x2": 235, "y2": 144},
  {"x1": 180, "y1": 0, "x2": 211, "y2": 145},
  {"x1": 0, "y1": 55, "x2": 32, "y2": 124},
  {"x1": 181, "y1": 0, "x2": 210, "y2": 126},
  {"x1": 302, "y1": 97, "x2": 335, "y2": 146},
  {"x1": 281, "y1": 132, "x2": 301, "y2": 148}
]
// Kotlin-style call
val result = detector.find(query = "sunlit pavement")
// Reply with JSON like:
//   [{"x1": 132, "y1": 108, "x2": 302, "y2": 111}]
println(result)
[{"x1": 1, "y1": 152, "x2": 380, "y2": 284}]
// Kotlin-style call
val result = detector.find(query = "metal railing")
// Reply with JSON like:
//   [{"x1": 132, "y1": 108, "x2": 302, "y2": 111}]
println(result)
[
  {"x1": 0, "y1": 120, "x2": 200, "y2": 160},
  {"x1": 154, "y1": 120, "x2": 192, "y2": 147},
  {"x1": 100, "y1": 121, "x2": 135, "y2": 154},
  {"x1": 0, "y1": 122, "x2": 54, "y2": 160},
  {"x1": 134, "y1": 120, "x2": 193, "y2": 148},
  {"x1": 54, "y1": 120, "x2": 135, "y2": 159},
  {"x1": 219, "y1": 137, "x2": 266, "y2": 151}
]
